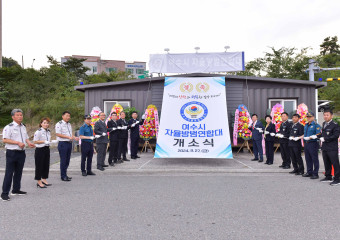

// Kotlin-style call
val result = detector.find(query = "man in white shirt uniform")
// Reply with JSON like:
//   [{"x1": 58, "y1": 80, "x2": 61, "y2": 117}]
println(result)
[{"x1": 1, "y1": 109, "x2": 35, "y2": 202}]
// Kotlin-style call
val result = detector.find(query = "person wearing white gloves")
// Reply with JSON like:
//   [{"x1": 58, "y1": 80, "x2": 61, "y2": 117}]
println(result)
[
  {"x1": 107, "y1": 112, "x2": 120, "y2": 165},
  {"x1": 319, "y1": 110, "x2": 340, "y2": 186},
  {"x1": 264, "y1": 115, "x2": 276, "y2": 165},
  {"x1": 79, "y1": 115, "x2": 96, "y2": 176},
  {"x1": 94, "y1": 112, "x2": 111, "y2": 171},
  {"x1": 248, "y1": 114, "x2": 264, "y2": 162},
  {"x1": 303, "y1": 112, "x2": 322, "y2": 179},
  {"x1": 128, "y1": 111, "x2": 145, "y2": 159},
  {"x1": 277, "y1": 112, "x2": 292, "y2": 169},
  {"x1": 117, "y1": 111, "x2": 131, "y2": 162},
  {"x1": 33, "y1": 117, "x2": 52, "y2": 188},
  {"x1": 288, "y1": 114, "x2": 305, "y2": 175}
]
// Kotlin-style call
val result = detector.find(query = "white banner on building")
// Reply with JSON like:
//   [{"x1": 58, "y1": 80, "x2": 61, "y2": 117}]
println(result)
[
  {"x1": 154, "y1": 77, "x2": 233, "y2": 158},
  {"x1": 149, "y1": 52, "x2": 244, "y2": 73}
]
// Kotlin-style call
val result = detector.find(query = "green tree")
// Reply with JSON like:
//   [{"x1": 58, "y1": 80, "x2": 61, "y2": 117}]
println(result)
[
  {"x1": 320, "y1": 36, "x2": 340, "y2": 56},
  {"x1": 61, "y1": 57, "x2": 90, "y2": 80},
  {"x1": 2, "y1": 57, "x2": 21, "y2": 68}
]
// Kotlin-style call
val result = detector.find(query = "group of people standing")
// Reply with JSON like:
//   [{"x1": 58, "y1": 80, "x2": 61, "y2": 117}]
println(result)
[
  {"x1": 0, "y1": 109, "x2": 144, "y2": 201},
  {"x1": 249, "y1": 110, "x2": 340, "y2": 186}
]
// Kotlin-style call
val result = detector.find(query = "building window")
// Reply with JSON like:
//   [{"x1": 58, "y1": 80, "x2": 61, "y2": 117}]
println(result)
[
  {"x1": 125, "y1": 68, "x2": 134, "y2": 74},
  {"x1": 269, "y1": 99, "x2": 297, "y2": 118},
  {"x1": 136, "y1": 69, "x2": 145, "y2": 74},
  {"x1": 93, "y1": 66, "x2": 97, "y2": 73},
  {"x1": 104, "y1": 101, "x2": 131, "y2": 117},
  {"x1": 105, "y1": 67, "x2": 117, "y2": 73}
]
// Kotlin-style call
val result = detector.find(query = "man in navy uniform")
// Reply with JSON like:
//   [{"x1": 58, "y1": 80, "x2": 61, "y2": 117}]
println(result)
[
  {"x1": 303, "y1": 112, "x2": 321, "y2": 179},
  {"x1": 117, "y1": 111, "x2": 130, "y2": 162},
  {"x1": 288, "y1": 114, "x2": 305, "y2": 175},
  {"x1": 249, "y1": 114, "x2": 264, "y2": 162},
  {"x1": 128, "y1": 111, "x2": 144, "y2": 159},
  {"x1": 56, "y1": 111, "x2": 79, "y2": 182},
  {"x1": 276, "y1": 112, "x2": 292, "y2": 169},
  {"x1": 107, "y1": 112, "x2": 120, "y2": 165},
  {"x1": 79, "y1": 115, "x2": 96, "y2": 176},
  {"x1": 1, "y1": 109, "x2": 35, "y2": 202},
  {"x1": 319, "y1": 110, "x2": 340, "y2": 186}
]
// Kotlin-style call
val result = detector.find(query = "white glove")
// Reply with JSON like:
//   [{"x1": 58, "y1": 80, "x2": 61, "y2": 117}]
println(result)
[
  {"x1": 278, "y1": 134, "x2": 284, "y2": 138},
  {"x1": 44, "y1": 140, "x2": 50, "y2": 145},
  {"x1": 293, "y1": 137, "x2": 300, "y2": 141},
  {"x1": 124, "y1": 126, "x2": 128, "y2": 130},
  {"x1": 142, "y1": 114, "x2": 146, "y2": 119},
  {"x1": 289, "y1": 136, "x2": 294, "y2": 140},
  {"x1": 320, "y1": 137, "x2": 325, "y2": 142},
  {"x1": 131, "y1": 123, "x2": 136, "y2": 127},
  {"x1": 117, "y1": 126, "x2": 122, "y2": 129},
  {"x1": 275, "y1": 133, "x2": 280, "y2": 137},
  {"x1": 304, "y1": 137, "x2": 310, "y2": 140},
  {"x1": 51, "y1": 140, "x2": 58, "y2": 144},
  {"x1": 270, "y1": 133, "x2": 275, "y2": 136},
  {"x1": 110, "y1": 128, "x2": 117, "y2": 132},
  {"x1": 310, "y1": 135, "x2": 317, "y2": 139},
  {"x1": 89, "y1": 136, "x2": 95, "y2": 140},
  {"x1": 264, "y1": 131, "x2": 269, "y2": 135},
  {"x1": 136, "y1": 121, "x2": 140, "y2": 124},
  {"x1": 95, "y1": 135, "x2": 101, "y2": 139},
  {"x1": 259, "y1": 129, "x2": 263, "y2": 133},
  {"x1": 102, "y1": 133, "x2": 107, "y2": 136}
]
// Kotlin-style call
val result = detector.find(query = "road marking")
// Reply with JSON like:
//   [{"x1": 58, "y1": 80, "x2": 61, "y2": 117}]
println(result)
[
  {"x1": 138, "y1": 159, "x2": 153, "y2": 170},
  {"x1": 234, "y1": 159, "x2": 253, "y2": 169}
]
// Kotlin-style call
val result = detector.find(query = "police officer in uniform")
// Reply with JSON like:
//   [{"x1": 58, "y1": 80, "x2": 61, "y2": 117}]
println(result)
[
  {"x1": 1, "y1": 109, "x2": 35, "y2": 201},
  {"x1": 288, "y1": 114, "x2": 305, "y2": 175},
  {"x1": 117, "y1": 111, "x2": 130, "y2": 162},
  {"x1": 128, "y1": 111, "x2": 144, "y2": 159},
  {"x1": 277, "y1": 112, "x2": 292, "y2": 169},
  {"x1": 56, "y1": 111, "x2": 79, "y2": 182},
  {"x1": 107, "y1": 112, "x2": 120, "y2": 165},
  {"x1": 319, "y1": 110, "x2": 340, "y2": 186},
  {"x1": 303, "y1": 112, "x2": 321, "y2": 179},
  {"x1": 79, "y1": 115, "x2": 96, "y2": 176}
]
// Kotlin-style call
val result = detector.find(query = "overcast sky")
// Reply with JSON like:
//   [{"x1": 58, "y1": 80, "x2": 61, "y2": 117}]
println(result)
[{"x1": 3, "y1": 0, "x2": 340, "y2": 69}]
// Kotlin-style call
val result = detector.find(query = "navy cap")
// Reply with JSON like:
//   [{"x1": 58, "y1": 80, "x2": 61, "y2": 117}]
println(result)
[
  {"x1": 306, "y1": 112, "x2": 315, "y2": 117},
  {"x1": 84, "y1": 114, "x2": 92, "y2": 119}
]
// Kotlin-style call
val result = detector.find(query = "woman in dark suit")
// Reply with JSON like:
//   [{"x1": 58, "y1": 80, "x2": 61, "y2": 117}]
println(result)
[{"x1": 264, "y1": 115, "x2": 276, "y2": 165}]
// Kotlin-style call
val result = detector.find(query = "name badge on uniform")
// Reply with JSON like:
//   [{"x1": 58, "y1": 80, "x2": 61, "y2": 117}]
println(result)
[
  {"x1": 294, "y1": 131, "x2": 296, "y2": 134},
  {"x1": 311, "y1": 126, "x2": 313, "y2": 128},
  {"x1": 327, "y1": 132, "x2": 330, "y2": 135}
]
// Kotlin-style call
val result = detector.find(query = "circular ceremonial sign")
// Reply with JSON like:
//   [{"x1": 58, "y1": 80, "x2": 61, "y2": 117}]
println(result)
[{"x1": 180, "y1": 101, "x2": 208, "y2": 122}]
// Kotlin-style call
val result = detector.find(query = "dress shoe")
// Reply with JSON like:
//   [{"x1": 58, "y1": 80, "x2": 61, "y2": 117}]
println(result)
[
  {"x1": 320, "y1": 177, "x2": 333, "y2": 182},
  {"x1": 279, "y1": 165, "x2": 284, "y2": 168},
  {"x1": 37, "y1": 183, "x2": 47, "y2": 188},
  {"x1": 283, "y1": 166, "x2": 291, "y2": 169},
  {"x1": 264, "y1": 162, "x2": 269, "y2": 164},
  {"x1": 268, "y1": 163, "x2": 273, "y2": 165},
  {"x1": 131, "y1": 156, "x2": 136, "y2": 159},
  {"x1": 97, "y1": 167, "x2": 105, "y2": 171},
  {"x1": 310, "y1": 175, "x2": 319, "y2": 179},
  {"x1": 295, "y1": 172, "x2": 303, "y2": 175},
  {"x1": 123, "y1": 158, "x2": 130, "y2": 161},
  {"x1": 87, "y1": 171, "x2": 96, "y2": 176},
  {"x1": 42, "y1": 182, "x2": 52, "y2": 186},
  {"x1": 109, "y1": 163, "x2": 115, "y2": 166},
  {"x1": 82, "y1": 171, "x2": 87, "y2": 176},
  {"x1": 103, "y1": 165, "x2": 109, "y2": 167},
  {"x1": 258, "y1": 160, "x2": 263, "y2": 162},
  {"x1": 136, "y1": 155, "x2": 141, "y2": 158},
  {"x1": 251, "y1": 158, "x2": 259, "y2": 161},
  {"x1": 61, "y1": 177, "x2": 71, "y2": 181},
  {"x1": 302, "y1": 173, "x2": 312, "y2": 177},
  {"x1": 66, "y1": 176, "x2": 72, "y2": 180},
  {"x1": 289, "y1": 170, "x2": 298, "y2": 174}
]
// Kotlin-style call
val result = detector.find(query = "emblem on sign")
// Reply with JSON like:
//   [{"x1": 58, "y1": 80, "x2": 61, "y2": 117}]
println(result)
[
  {"x1": 196, "y1": 82, "x2": 210, "y2": 93},
  {"x1": 179, "y1": 82, "x2": 194, "y2": 93},
  {"x1": 180, "y1": 101, "x2": 208, "y2": 122}
]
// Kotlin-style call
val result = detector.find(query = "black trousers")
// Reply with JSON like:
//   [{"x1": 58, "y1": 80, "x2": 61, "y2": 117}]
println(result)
[
  {"x1": 280, "y1": 142, "x2": 291, "y2": 167},
  {"x1": 35, "y1": 147, "x2": 50, "y2": 180},
  {"x1": 289, "y1": 146, "x2": 304, "y2": 173},
  {"x1": 58, "y1": 141, "x2": 72, "y2": 179},
  {"x1": 118, "y1": 138, "x2": 128, "y2": 159},
  {"x1": 2, "y1": 150, "x2": 25, "y2": 195},
  {"x1": 130, "y1": 135, "x2": 139, "y2": 157},
  {"x1": 81, "y1": 142, "x2": 94, "y2": 172},
  {"x1": 108, "y1": 141, "x2": 119, "y2": 164},
  {"x1": 322, "y1": 150, "x2": 340, "y2": 181},
  {"x1": 96, "y1": 143, "x2": 107, "y2": 168},
  {"x1": 265, "y1": 141, "x2": 274, "y2": 164}
]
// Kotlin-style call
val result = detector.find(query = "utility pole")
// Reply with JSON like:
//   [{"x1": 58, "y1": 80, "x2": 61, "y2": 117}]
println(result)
[{"x1": 0, "y1": 0, "x2": 2, "y2": 68}]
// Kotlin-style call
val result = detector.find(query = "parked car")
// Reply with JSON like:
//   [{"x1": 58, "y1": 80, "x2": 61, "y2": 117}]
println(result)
[{"x1": 318, "y1": 100, "x2": 334, "y2": 112}]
